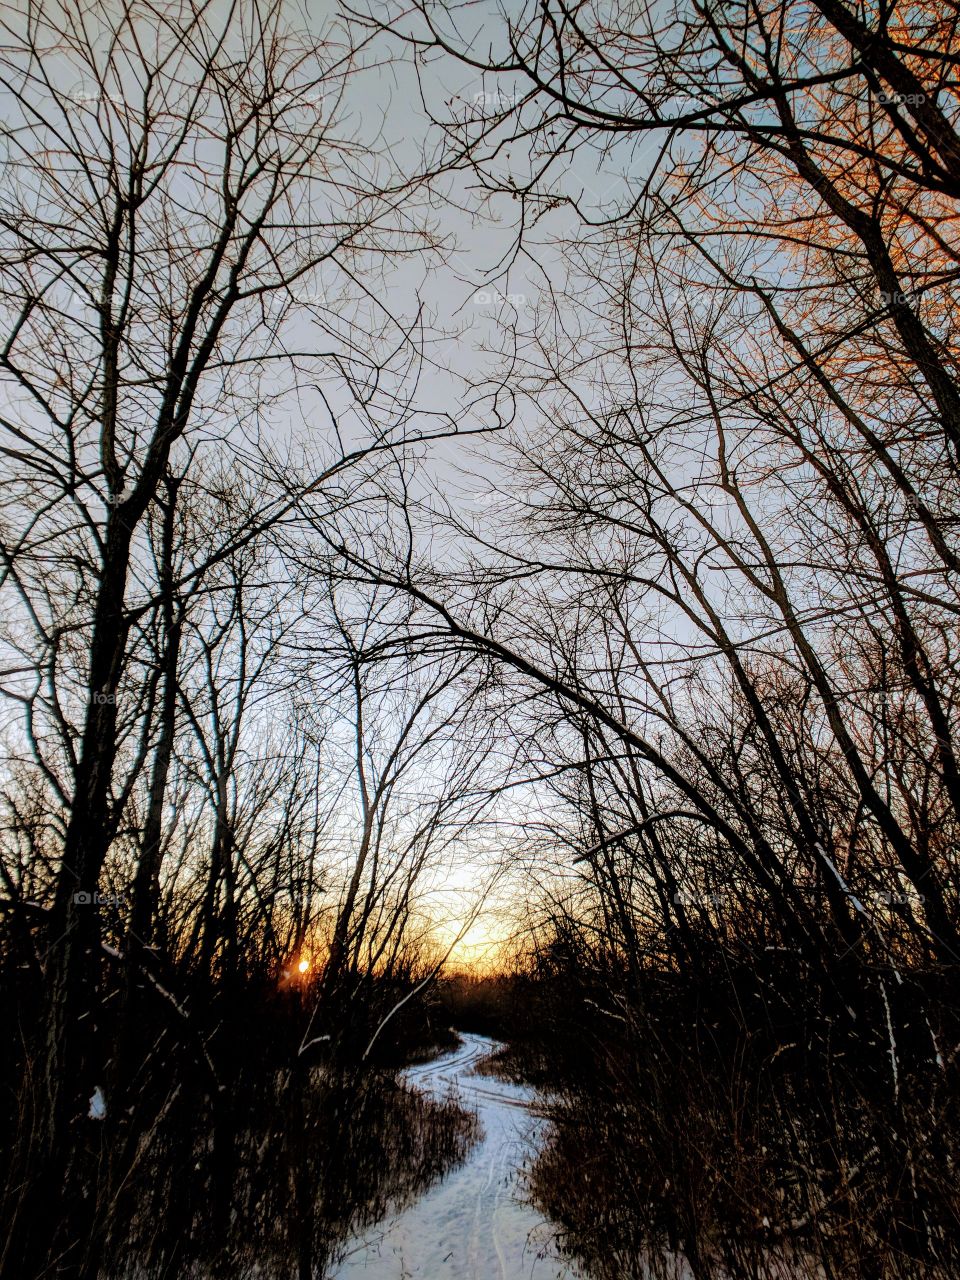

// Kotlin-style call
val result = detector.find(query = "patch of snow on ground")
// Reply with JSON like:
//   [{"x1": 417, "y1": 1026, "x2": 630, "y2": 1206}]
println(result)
[{"x1": 329, "y1": 1032, "x2": 583, "y2": 1279}]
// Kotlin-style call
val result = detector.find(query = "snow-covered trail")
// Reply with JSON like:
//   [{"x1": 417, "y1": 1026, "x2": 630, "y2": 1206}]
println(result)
[{"x1": 328, "y1": 1032, "x2": 583, "y2": 1280}]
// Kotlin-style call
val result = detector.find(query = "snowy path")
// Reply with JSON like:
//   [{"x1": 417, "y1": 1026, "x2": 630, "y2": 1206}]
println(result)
[{"x1": 328, "y1": 1032, "x2": 582, "y2": 1280}]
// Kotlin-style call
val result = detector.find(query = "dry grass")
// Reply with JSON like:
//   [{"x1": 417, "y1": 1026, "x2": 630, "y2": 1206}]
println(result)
[
  {"x1": 525, "y1": 1027, "x2": 960, "y2": 1280},
  {"x1": 104, "y1": 1061, "x2": 480, "y2": 1279}
]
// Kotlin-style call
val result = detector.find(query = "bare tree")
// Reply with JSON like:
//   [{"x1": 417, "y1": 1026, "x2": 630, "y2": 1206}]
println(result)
[
  {"x1": 353, "y1": 0, "x2": 960, "y2": 980},
  {"x1": 0, "y1": 1, "x2": 456, "y2": 1273}
]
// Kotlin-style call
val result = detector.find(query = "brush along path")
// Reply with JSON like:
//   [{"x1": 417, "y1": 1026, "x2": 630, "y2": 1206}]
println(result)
[{"x1": 329, "y1": 1032, "x2": 582, "y2": 1279}]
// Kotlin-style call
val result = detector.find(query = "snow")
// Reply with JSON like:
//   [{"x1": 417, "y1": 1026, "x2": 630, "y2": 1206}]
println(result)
[{"x1": 329, "y1": 1032, "x2": 583, "y2": 1279}]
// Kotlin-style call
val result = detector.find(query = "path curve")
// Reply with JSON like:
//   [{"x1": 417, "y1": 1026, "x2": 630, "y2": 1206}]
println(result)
[{"x1": 329, "y1": 1032, "x2": 582, "y2": 1279}]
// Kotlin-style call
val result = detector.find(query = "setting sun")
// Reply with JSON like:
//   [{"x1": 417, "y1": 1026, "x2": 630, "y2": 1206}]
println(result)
[{"x1": 297, "y1": 959, "x2": 309, "y2": 974}]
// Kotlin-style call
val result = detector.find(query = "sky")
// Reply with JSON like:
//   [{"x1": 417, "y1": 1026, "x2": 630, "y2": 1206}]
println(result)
[{"x1": 0, "y1": 0, "x2": 665, "y2": 970}]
